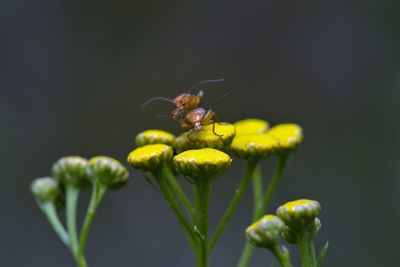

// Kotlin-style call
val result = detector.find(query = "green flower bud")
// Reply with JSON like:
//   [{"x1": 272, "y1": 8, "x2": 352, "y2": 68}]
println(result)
[
  {"x1": 282, "y1": 217, "x2": 322, "y2": 244},
  {"x1": 230, "y1": 134, "x2": 279, "y2": 160},
  {"x1": 135, "y1": 129, "x2": 175, "y2": 147},
  {"x1": 173, "y1": 148, "x2": 232, "y2": 179},
  {"x1": 30, "y1": 177, "x2": 61, "y2": 203},
  {"x1": 234, "y1": 118, "x2": 269, "y2": 136},
  {"x1": 246, "y1": 215, "x2": 285, "y2": 248},
  {"x1": 51, "y1": 156, "x2": 89, "y2": 187},
  {"x1": 276, "y1": 199, "x2": 321, "y2": 230},
  {"x1": 127, "y1": 144, "x2": 174, "y2": 172},
  {"x1": 267, "y1": 124, "x2": 303, "y2": 152},
  {"x1": 89, "y1": 156, "x2": 129, "y2": 190},
  {"x1": 186, "y1": 123, "x2": 236, "y2": 150}
]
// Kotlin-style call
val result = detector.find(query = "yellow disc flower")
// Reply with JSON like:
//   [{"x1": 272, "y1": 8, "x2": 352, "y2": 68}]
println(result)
[
  {"x1": 276, "y1": 199, "x2": 321, "y2": 230},
  {"x1": 230, "y1": 134, "x2": 279, "y2": 160},
  {"x1": 135, "y1": 129, "x2": 175, "y2": 147},
  {"x1": 186, "y1": 122, "x2": 236, "y2": 150},
  {"x1": 234, "y1": 119, "x2": 269, "y2": 136},
  {"x1": 174, "y1": 148, "x2": 232, "y2": 179},
  {"x1": 127, "y1": 144, "x2": 173, "y2": 171},
  {"x1": 267, "y1": 124, "x2": 303, "y2": 151},
  {"x1": 172, "y1": 133, "x2": 195, "y2": 154}
]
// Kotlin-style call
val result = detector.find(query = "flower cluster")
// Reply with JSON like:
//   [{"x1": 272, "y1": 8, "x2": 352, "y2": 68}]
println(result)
[{"x1": 30, "y1": 156, "x2": 129, "y2": 267}]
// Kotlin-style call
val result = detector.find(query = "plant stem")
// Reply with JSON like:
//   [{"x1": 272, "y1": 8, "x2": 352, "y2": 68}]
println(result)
[
  {"x1": 208, "y1": 160, "x2": 258, "y2": 254},
  {"x1": 194, "y1": 178, "x2": 211, "y2": 267},
  {"x1": 270, "y1": 245, "x2": 293, "y2": 267},
  {"x1": 252, "y1": 164, "x2": 263, "y2": 220},
  {"x1": 163, "y1": 165, "x2": 195, "y2": 220},
  {"x1": 39, "y1": 201, "x2": 69, "y2": 246},
  {"x1": 309, "y1": 238, "x2": 317, "y2": 267},
  {"x1": 153, "y1": 166, "x2": 196, "y2": 250},
  {"x1": 66, "y1": 185, "x2": 88, "y2": 267},
  {"x1": 237, "y1": 154, "x2": 289, "y2": 267},
  {"x1": 296, "y1": 229, "x2": 311, "y2": 267},
  {"x1": 78, "y1": 181, "x2": 107, "y2": 259}
]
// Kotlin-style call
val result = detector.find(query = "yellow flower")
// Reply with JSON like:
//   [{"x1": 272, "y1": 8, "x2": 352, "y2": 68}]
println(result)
[
  {"x1": 172, "y1": 133, "x2": 195, "y2": 154},
  {"x1": 174, "y1": 148, "x2": 232, "y2": 179},
  {"x1": 276, "y1": 199, "x2": 321, "y2": 230},
  {"x1": 234, "y1": 119, "x2": 269, "y2": 136},
  {"x1": 186, "y1": 122, "x2": 236, "y2": 150},
  {"x1": 267, "y1": 124, "x2": 303, "y2": 151},
  {"x1": 89, "y1": 156, "x2": 129, "y2": 189},
  {"x1": 127, "y1": 144, "x2": 173, "y2": 171},
  {"x1": 135, "y1": 129, "x2": 175, "y2": 147},
  {"x1": 230, "y1": 134, "x2": 279, "y2": 160}
]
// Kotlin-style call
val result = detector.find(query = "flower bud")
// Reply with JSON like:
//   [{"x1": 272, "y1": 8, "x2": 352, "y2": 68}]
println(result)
[
  {"x1": 234, "y1": 119, "x2": 269, "y2": 136},
  {"x1": 230, "y1": 134, "x2": 279, "y2": 160},
  {"x1": 267, "y1": 124, "x2": 303, "y2": 152},
  {"x1": 246, "y1": 215, "x2": 285, "y2": 248},
  {"x1": 89, "y1": 156, "x2": 129, "y2": 190},
  {"x1": 173, "y1": 148, "x2": 232, "y2": 179},
  {"x1": 276, "y1": 199, "x2": 321, "y2": 230},
  {"x1": 172, "y1": 133, "x2": 195, "y2": 154},
  {"x1": 127, "y1": 144, "x2": 174, "y2": 172},
  {"x1": 30, "y1": 177, "x2": 61, "y2": 203},
  {"x1": 282, "y1": 217, "x2": 322, "y2": 244},
  {"x1": 51, "y1": 156, "x2": 89, "y2": 187},
  {"x1": 187, "y1": 123, "x2": 236, "y2": 150},
  {"x1": 135, "y1": 129, "x2": 175, "y2": 147}
]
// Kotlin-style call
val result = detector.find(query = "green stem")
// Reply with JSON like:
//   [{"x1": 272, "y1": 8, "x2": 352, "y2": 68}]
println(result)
[
  {"x1": 270, "y1": 245, "x2": 293, "y2": 267},
  {"x1": 194, "y1": 178, "x2": 211, "y2": 267},
  {"x1": 237, "y1": 154, "x2": 289, "y2": 267},
  {"x1": 208, "y1": 160, "x2": 258, "y2": 254},
  {"x1": 39, "y1": 201, "x2": 69, "y2": 246},
  {"x1": 309, "y1": 238, "x2": 317, "y2": 267},
  {"x1": 252, "y1": 164, "x2": 263, "y2": 219},
  {"x1": 296, "y1": 229, "x2": 311, "y2": 267},
  {"x1": 78, "y1": 182, "x2": 107, "y2": 259},
  {"x1": 163, "y1": 165, "x2": 195, "y2": 220},
  {"x1": 153, "y1": 167, "x2": 196, "y2": 250},
  {"x1": 66, "y1": 186, "x2": 88, "y2": 267}
]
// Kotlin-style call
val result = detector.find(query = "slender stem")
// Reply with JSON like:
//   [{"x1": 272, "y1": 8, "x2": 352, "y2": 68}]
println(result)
[
  {"x1": 270, "y1": 245, "x2": 293, "y2": 267},
  {"x1": 66, "y1": 186, "x2": 88, "y2": 267},
  {"x1": 252, "y1": 164, "x2": 263, "y2": 220},
  {"x1": 39, "y1": 201, "x2": 69, "y2": 246},
  {"x1": 309, "y1": 238, "x2": 317, "y2": 267},
  {"x1": 163, "y1": 165, "x2": 195, "y2": 220},
  {"x1": 237, "y1": 154, "x2": 289, "y2": 267},
  {"x1": 78, "y1": 182, "x2": 107, "y2": 259},
  {"x1": 194, "y1": 178, "x2": 211, "y2": 267},
  {"x1": 152, "y1": 167, "x2": 197, "y2": 250},
  {"x1": 296, "y1": 229, "x2": 311, "y2": 267},
  {"x1": 208, "y1": 160, "x2": 258, "y2": 253}
]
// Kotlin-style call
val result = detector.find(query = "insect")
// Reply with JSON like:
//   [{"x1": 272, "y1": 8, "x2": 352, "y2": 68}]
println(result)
[
  {"x1": 177, "y1": 107, "x2": 222, "y2": 137},
  {"x1": 141, "y1": 79, "x2": 224, "y2": 121}
]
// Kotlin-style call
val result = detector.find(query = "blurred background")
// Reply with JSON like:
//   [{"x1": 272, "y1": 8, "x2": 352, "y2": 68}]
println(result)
[{"x1": 1, "y1": 0, "x2": 399, "y2": 266}]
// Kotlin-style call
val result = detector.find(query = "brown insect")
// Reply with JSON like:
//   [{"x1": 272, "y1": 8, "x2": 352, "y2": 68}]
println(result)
[
  {"x1": 177, "y1": 107, "x2": 222, "y2": 137},
  {"x1": 141, "y1": 79, "x2": 224, "y2": 121}
]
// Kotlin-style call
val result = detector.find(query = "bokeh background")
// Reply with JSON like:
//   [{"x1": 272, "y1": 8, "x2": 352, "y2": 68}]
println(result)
[{"x1": 1, "y1": 0, "x2": 399, "y2": 266}]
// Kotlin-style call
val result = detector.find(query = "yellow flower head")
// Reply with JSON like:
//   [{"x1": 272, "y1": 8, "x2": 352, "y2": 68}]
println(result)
[
  {"x1": 174, "y1": 148, "x2": 232, "y2": 179},
  {"x1": 246, "y1": 215, "x2": 284, "y2": 248},
  {"x1": 185, "y1": 123, "x2": 236, "y2": 150},
  {"x1": 230, "y1": 134, "x2": 279, "y2": 160},
  {"x1": 234, "y1": 119, "x2": 269, "y2": 136},
  {"x1": 276, "y1": 199, "x2": 321, "y2": 230},
  {"x1": 172, "y1": 133, "x2": 196, "y2": 154},
  {"x1": 135, "y1": 129, "x2": 175, "y2": 147},
  {"x1": 127, "y1": 144, "x2": 173, "y2": 172},
  {"x1": 89, "y1": 156, "x2": 129, "y2": 190},
  {"x1": 267, "y1": 124, "x2": 303, "y2": 151}
]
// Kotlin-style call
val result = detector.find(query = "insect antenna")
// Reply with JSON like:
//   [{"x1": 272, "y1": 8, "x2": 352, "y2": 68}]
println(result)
[
  {"x1": 141, "y1": 96, "x2": 175, "y2": 108},
  {"x1": 209, "y1": 90, "x2": 233, "y2": 109},
  {"x1": 186, "y1": 78, "x2": 225, "y2": 94}
]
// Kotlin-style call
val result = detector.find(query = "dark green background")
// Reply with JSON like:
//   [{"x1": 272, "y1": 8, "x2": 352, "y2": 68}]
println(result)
[{"x1": 1, "y1": 0, "x2": 399, "y2": 266}]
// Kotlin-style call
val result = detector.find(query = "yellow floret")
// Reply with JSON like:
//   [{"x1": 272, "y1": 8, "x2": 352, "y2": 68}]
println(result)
[
  {"x1": 135, "y1": 129, "x2": 175, "y2": 147},
  {"x1": 234, "y1": 119, "x2": 269, "y2": 136},
  {"x1": 267, "y1": 124, "x2": 303, "y2": 150},
  {"x1": 127, "y1": 144, "x2": 173, "y2": 171},
  {"x1": 230, "y1": 134, "x2": 279, "y2": 160}
]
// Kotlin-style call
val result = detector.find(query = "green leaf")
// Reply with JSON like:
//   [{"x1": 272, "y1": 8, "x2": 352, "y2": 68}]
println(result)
[{"x1": 317, "y1": 241, "x2": 329, "y2": 267}]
